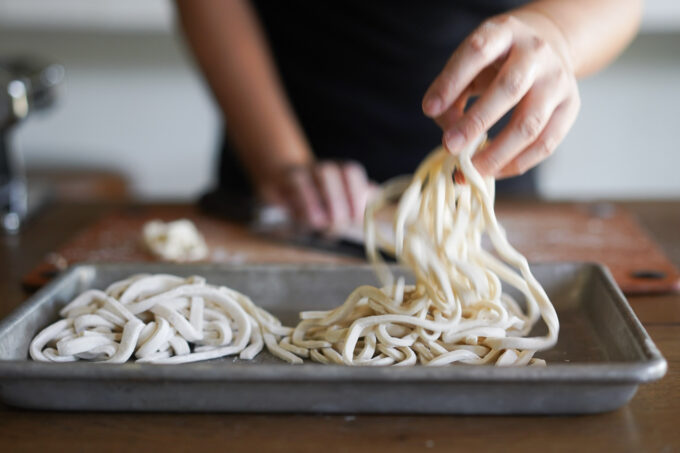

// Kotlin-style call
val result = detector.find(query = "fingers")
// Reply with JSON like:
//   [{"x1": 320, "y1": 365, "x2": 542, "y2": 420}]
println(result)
[
  {"x1": 496, "y1": 95, "x2": 580, "y2": 179},
  {"x1": 424, "y1": 12, "x2": 581, "y2": 179},
  {"x1": 340, "y1": 161, "x2": 370, "y2": 222},
  {"x1": 433, "y1": 85, "x2": 473, "y2": 131},
  {"x1": 314, "y1": 162, "x2": 352, "y2": 229},
  {"x1": 433, "y1": 99, "x2": 465, "y2": 131},
  {"x1": 433, "y1": 66, "x2": 497, "y2": 131},
  {"x1": 281, "y1": 161, "x2": 373, "y2": 231},
  {"x1": 423, "y1": 16, "x2": 514, "y2": 118},
  {"x1": 286, "y1": 168, "x2": 328, "y2": 229},
  {"x1": 471, "y1": 72, "x2": 567, "y2": 176},
  {"x1": 442, "y1": 44, "x2": 540, "y2": 154}
]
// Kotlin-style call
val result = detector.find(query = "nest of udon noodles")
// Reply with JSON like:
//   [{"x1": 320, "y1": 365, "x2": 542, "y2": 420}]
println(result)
[{"x1": 278, "y1": 136, "x2": 559, "y2": 366}]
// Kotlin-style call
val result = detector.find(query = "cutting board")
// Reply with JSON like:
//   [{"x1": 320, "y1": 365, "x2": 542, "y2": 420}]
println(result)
[{"x1": 23, "y1": 203, "x2": 680, "y2": 295}]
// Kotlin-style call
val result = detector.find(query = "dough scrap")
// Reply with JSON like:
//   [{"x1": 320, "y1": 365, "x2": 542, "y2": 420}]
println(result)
[{"x1": 142, "y1": 219, "x2": 208, "y2": 262}]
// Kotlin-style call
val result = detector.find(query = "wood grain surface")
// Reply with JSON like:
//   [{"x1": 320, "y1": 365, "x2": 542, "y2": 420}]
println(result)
[
  {"x1": 21, "y1": 202, "x2": 680, "y2": 294},
  {"x1": 1, "y1": 201, "x2": 679, "y2": 453}
]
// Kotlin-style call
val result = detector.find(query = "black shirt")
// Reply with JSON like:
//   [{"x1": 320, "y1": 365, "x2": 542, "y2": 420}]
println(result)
[{"x1": 217, "y1": 0, "x2": 535, "y2": 198}]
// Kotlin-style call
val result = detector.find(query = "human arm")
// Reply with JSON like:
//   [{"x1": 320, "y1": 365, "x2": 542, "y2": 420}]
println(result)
[
  {"x1": 422, "y1": 0, "x2": 643, "y2": 178},
  {"x1": 175, "y1": 0, "x2": 369, "y2": 229}
]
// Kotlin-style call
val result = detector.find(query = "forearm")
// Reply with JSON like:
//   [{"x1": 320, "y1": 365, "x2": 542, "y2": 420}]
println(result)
[
  {"x1": 175, "y1": 0, "x2": 313, "y2": 191},
  {"x1": 515, "y1": 0, "x2": 643, "y2": 78}
]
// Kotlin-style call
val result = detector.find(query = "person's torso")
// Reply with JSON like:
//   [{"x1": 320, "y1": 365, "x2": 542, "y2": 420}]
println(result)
[{"x1": 220, "y1": 0, "x2": 535, "y2": 195}]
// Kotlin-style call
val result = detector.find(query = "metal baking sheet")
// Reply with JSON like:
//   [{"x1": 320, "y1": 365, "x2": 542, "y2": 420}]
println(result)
[{"x1": 0, "y1": 263, "x2": 667, "y2": 414}]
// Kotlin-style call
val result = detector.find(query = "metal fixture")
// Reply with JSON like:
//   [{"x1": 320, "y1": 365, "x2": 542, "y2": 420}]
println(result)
[{"x1": 1, "y1": 58, "x2": 64, "y2": 233}]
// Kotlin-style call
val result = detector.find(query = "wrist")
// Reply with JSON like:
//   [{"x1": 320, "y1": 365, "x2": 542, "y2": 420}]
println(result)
[
  {"x1": 249, "y1": 154, "x2": 315, "y2": 204},
  {"x1": 510, "y1": 8, "x2": 575, "y2": 74}
]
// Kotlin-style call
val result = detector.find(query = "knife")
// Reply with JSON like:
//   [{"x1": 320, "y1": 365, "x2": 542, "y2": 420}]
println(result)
[{"x1": 199, "y1": 189, "x2": 396, "y2": 261}]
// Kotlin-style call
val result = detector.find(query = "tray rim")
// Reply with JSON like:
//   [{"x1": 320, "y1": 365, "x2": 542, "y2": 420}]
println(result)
[{"x1": 0, "y1": 262, "x2": 667, "y2": 385}]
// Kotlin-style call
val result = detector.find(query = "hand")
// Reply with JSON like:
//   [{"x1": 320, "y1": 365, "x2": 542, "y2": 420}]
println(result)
[
  {"x1": 422, "y1": 13, "x2": 580, "y2": 178},
  {"x1": 258, "y1": 160, "x2": 373, "y2": 231}
]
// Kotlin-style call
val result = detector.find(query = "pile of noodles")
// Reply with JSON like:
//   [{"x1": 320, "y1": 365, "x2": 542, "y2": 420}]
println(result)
[{"x1": 31, "y1": 135, "x2": 558, "y2": 366}]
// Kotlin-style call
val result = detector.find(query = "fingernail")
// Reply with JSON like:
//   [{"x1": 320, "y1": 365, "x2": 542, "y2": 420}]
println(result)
[
  {"x1": 423, "y1": 96, "x2": 442, "y2": 116},
  {"x1": 444, "y1": 129, "x2": 465, "y2": 153}
]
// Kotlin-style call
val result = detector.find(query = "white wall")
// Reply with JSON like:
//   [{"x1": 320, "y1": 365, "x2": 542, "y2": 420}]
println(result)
[
  {"x1": 1, "y1": 1, "x2": 679, "y2": 200},
  {"x1": 540, "y1": 32, "x2": 680, "y2": 199},
  {"x1": 1, "y1": 30, "x2": 220, "y2": 200}
]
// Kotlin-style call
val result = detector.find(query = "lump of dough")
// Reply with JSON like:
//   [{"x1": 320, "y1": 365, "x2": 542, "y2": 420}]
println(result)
[{"x1": 142, "y1": 219, "x2": 208, "y2": 262}]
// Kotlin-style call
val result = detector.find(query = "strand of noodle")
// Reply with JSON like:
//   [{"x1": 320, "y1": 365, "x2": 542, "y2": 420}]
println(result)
[
  {"x1": 280, "y1": 133, "x2": 558, "y2": 366},
  {"x1": 30, "y1": 133, "x2": 558, "y2": 367}
]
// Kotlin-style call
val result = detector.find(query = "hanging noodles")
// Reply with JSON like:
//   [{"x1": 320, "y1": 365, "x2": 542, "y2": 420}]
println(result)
[
  {"x1": 277, "y1": 134, "x2": 559, "y2": 366},
  {"x1": 30, "y1": 135, "x2": 558, "y2": 366}
]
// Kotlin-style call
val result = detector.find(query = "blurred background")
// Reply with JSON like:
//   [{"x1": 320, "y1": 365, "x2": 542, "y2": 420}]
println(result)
[{"x1": 0, "y1": 0, "x2": 678, "y2": 201}]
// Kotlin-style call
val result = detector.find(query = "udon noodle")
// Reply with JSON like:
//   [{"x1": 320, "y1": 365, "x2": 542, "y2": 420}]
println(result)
[
  {"x1": 29, "y1": 274, "x2": 294, "y2": 364},
  {"x1": 30, "y1": 135, "x2": 558, "y2": 366},
  {"x1": 278, "y1": 135, "x2": 559, "y2": 366}
]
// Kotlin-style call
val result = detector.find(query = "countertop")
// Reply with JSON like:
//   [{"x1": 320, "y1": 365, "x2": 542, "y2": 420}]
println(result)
[{"x1": 0, "y1": 201, "x2": 678, "y2": 452}]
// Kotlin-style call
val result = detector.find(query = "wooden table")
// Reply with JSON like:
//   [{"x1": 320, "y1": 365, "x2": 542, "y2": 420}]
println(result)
[{"x1": 1, "y1": 201, "x2": 678, "y2": 452}]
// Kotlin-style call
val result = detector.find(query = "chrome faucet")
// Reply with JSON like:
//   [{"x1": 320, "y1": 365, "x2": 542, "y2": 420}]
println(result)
[{"x1": 0, "y1": 58, "x2": 64, "y2": 233}]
